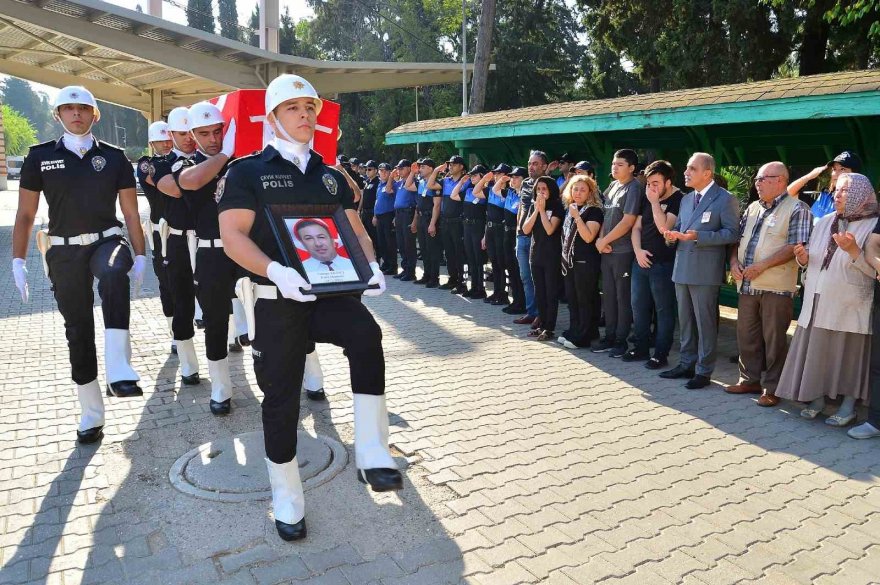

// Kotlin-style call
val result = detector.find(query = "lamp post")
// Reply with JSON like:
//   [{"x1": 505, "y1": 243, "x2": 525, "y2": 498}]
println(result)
[{"x1": 461, "y1": 0, "x2": 468, "y2": 117}]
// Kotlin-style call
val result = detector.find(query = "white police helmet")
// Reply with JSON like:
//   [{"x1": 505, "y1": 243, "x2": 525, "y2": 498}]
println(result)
[
  {"x1": 148, "y1": 121, "x2": 170, "y2": 142},
  {"x1": 265, "y1": 74, "x2": 322, "y2": 116},
  {"x1": 166, "y1": 107, "x2": 191, "y2": 132},
  {"x1": 188, "y1": 102, "x2": 225, "y2": 130},
  {"x1": 53, "y1": 85, "x2": 101, "y2": 121}
]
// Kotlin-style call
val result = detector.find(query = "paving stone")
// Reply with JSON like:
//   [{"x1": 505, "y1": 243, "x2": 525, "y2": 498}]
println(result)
[
  {"x1": 220, "y1": 544, "x2": 279, "y2": 575},
  {"x1": 250, "y1": 555, "x2": 311, "y2": 584}
]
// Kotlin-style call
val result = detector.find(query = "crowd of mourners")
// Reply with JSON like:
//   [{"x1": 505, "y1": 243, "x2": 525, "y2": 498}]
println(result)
[{"x1": 337, "y1": 148, "x2": 880, "y2": 440}]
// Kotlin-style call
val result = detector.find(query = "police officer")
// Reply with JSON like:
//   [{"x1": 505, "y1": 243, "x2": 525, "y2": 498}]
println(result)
[
  {"x1": 501, "y1": 167, "x2": 528, "y2": 315},
  {"x1": 137, "y1": 121, "x2": 176, "y2": 354},
  {"x1": 172, "y1": 102, "x2": 237, "y2": 415},
  {"x1": 386, "y1": 159, "x2": 418, "y2": 280},
  {"x1": 475, "y1": 163, "x2": 511, "y2": 304},
  {"x1": 373, "y1": 162, "x2": 397, "y2": 275},
  {"x1": 12, "y1": 86, "x2": 146, "y2": 444},
  {"x1": 454, "y1": 165, "x2": 488, "y2": 299},
  {"x1": 219, "y1": 74, "x2": 400, "y2": 542},
  {"x1": 154, "y1": 107, "x2": 200, "y2": 386},
  {"x1": 427, "y1": 156, "x2": 467, "y2": 293},
  {"x1": 414, "y1": 158, "x2": 442, "y2": 287},
  {"x1": 359, "y1": 160, "x2": 381, "y2": 264}
]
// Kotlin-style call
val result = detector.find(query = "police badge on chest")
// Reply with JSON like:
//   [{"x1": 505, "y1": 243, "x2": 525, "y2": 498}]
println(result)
[
  {"x1": 322, "y1": 173, "x2": 338, "y2": 196},
  {"x1": 92, "y1": 156, "x2": 107, "y2": 172}
]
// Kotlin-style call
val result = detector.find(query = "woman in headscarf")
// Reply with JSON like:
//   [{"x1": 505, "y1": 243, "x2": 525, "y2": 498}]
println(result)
[{"x1": 775, "y1": 173, "x2": 879, "y2": 427}]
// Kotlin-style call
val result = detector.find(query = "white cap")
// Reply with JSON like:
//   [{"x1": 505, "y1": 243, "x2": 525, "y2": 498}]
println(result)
[
  {"x1": 54, "y1": 85, "x2": 100, "y2": 121},
  {"x1": 188, "y1": 102, "x2": 225, "y2": 130},
  {"x1": 148, "y1": 121, "x2": 170, "y2": 142},
  {"x1": 265, "y1": 74, "x2": 322, "y2": 116},
  {"x1": 167, "y1": 107, "x2": 191, "y2": 132}
]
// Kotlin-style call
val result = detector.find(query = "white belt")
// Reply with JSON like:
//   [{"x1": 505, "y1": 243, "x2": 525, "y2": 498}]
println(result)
[
  {"x1": 48, "y1": 226, "x2": 123, "y2": 246},
  {"x1": 197, "y1": 238, "x2": 224, "y2": 248},
  {"x1": 168, "y1": 227, "x2": 196, "y2": 237},
  {"x1": 235, "y1": 278, "x2": 278, "y2": 341}
]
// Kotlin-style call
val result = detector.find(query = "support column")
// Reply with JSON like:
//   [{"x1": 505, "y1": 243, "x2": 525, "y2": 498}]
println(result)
[
  {"x1": 148, "y1": 0, "x2": 162, "y2": 18},
  {"x1": 149, "y1": 89, "x2": 163, "y2": 123},
  {"x1": 259, "y1": 0, "x2": 280, "y2": 54}
]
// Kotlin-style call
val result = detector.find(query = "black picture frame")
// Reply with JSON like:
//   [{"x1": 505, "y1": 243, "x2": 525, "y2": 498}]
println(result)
[{"x1": 264, "y1": 203, "x2": 376, "y2": 297}]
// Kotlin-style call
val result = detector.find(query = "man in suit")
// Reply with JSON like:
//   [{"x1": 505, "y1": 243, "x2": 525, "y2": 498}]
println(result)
[{"x1": 660, "y1": 153, "x2": 740, "y2": 389}]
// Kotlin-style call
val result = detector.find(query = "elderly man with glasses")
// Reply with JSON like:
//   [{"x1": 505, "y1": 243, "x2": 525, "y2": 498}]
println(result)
[{"x1": 727, "y1": 162, "x2": 812, "y2": 406}]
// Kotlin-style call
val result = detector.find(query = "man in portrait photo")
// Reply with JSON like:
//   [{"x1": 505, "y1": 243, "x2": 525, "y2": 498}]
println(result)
[{"x1": 293, "y1": 218, "x2": 359, "y2": 283}]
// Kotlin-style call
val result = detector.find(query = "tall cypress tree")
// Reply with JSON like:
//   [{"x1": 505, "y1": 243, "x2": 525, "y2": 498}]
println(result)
[
  {"x1": 217, "y1": 0, "x2": 241, "y2": 42},
  {"x1": 186, "y1": 0, "x2": 215, "y2": 34}
]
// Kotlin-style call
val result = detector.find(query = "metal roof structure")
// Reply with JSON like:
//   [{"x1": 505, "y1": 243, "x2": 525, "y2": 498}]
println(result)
[
  {"x1": 0, "y1": 0, "x2": 478, "y2": 119},
  {"x1": 386, "y1": 69, "x2": 880, "y2": 179}
]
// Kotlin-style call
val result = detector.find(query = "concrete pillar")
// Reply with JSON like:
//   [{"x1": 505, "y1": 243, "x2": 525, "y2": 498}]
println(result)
[
  {"x1": 0, "y1": 105, "x2": 7, "y2": 191},
  {"x1": 147, "y1": 0, "x2": 162, "y2": 18},
  {"x1": 149, "y1": 89, "x2": 163, "y2": 123},
  {"x1": 259, "y1": 0, "x2": 279, "y2": 53}
]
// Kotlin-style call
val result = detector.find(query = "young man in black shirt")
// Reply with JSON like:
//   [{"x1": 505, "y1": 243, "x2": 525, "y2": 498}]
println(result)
[
  {"x1": 359, "y1": 160, "x2": 381, "y2": 264},
  {"x1": 624, "y1": 160, "x2": 682, "y2": 369},
  {"x1": 218, "y1": 74, "x2": 399, "y2": 542},
  {"x1": 414, "y1": 158, "x2": 443, "y2": 286},
  {"x1": 12, "y1": 85, "x2": 146, "y2": 444},
  {"x1": 428, "y1": 156, "x2": 468, "y2": 293}
]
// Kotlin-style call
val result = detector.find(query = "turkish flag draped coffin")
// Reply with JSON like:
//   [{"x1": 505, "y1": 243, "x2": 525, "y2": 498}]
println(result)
[{"x1": 208, "y1": 89, "x2": 340, "y2": 162}]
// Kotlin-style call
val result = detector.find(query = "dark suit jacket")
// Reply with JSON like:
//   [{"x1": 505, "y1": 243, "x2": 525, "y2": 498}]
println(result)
[{"x1": 672, "y1": 182, "x2": 741, "y2": 286}]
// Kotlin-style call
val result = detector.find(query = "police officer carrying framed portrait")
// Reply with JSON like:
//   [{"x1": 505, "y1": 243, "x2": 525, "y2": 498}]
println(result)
[
  {"x1": 218, "y1": 74, "x2": 400, "y2": 542},
  {"x1": 12, "y1": 86, "x2": 147, "y2": 444}
]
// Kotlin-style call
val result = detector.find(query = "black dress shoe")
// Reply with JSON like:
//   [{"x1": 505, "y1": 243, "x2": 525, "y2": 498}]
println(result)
[
  {"x1": 452, "y1": 285, "x2": 468, "y2": 295},
  {"x1": 645, "y1": 357, "x2": 668, "y2": 370},
  {"x1": 491, "y1": 296, "x2": 510, "y2": 306},
  {"x1": 425, "y1": 280, "x2": 440, "y2": 288},
  {"x1": 106, "y1": 381, "x2": 143, "y2": 397},
  {"x1": 182, "y1": 373, "x2": 201, "y2": 385},
  {"x1": 414, "y1": 277, "x2": 428, "y2": 284},
  {"x1": 275, "y1": 518, "x2": 307, "y2": 541},
  {"x1": 357, "y1": 468, "x2": 403, "y2": 492},
  {"x1": 483, "y1": 294, "x2": 496, "y2": 304},
  {"x1": 237, "y1": 334, "x2": 251, "y2": 347},
  {"x1": 461, "y1": 288, "x2": 473, "y2": 298},
  {"x1": 469, "y1": 289, "x2": 487, "y2": 300},
  {"x1": 195, "y1": 319, "x2": 205, "y2": 329},
  {"x1": 382, "y1": 267, "x2": 399, "y2": 276},
  {"x1": 399, "y1": 273, "x2": 415, "y2": 282},
  {"x1": 659, "y1": 365, "x2": 696, "y2": 379},
  {"x1": 685, "y1": 375, "x2": 712, "y2": 389},
  {"x1": 170, "y1": 344, "x2": 177, "y2": 355},
  {"x1": 210, "y1": 399, "x2": 231, "y2": 415},
  {"x1": 503, "y1": 304, "x2": 528, "y2": 315},
  {"x1": 438, "y1": 282, "x2": 457, "y2": 290},
  {"x1": 77, "y1": 426, "x2": 104, "y2": 444},
  {"x1": 305, "y1": 388, "x2": 327, "y2": 401},
  {"x1": 228, "y1": 338, "x2": 244, "y2": 353}
]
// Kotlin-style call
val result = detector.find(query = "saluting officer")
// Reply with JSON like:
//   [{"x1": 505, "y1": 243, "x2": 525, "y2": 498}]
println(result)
[
  {"x1": 172, "y1": 102, "x2": 237, "y2": 415},
  {"x1": 414, "y1": 158, "x2": 442, "y2": 287},
  {"x1": 386, "y1": 159, "x2": 418, "y2": 280},
  {"x1": 427, "y1": 156, "x2": 467, "y2": 293},
  {"x1": 12, "y1": 86, "x2": 146, "y2": 444},
  {"x1": 373, "y1": 162, "x2": 398, "y2": 274},
  {"x1": 137, "y1": 121, "x2": 176, "y2": 354},
  {"x1": 218, "y1": 74, "x2": 400, "y2": 542},
  {"x1": 454, "y1": 165, "x2": 488, "y2": 299},
  {"x1": 475, "y1": 163, "x2": 511, "y2": 305},
  {"x1": 501, "y1": 167, "x2": 529, "y2": 315},
  {"x1": 154, "y1": 107, "x2": 201, "y2": 387},
  {"x1": 358, "y1": 160, "x2": 381, "y2": 264}
]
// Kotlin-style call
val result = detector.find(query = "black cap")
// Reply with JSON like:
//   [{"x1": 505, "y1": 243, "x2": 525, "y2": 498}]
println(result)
[
  {"x1": 558, "y1": 152, "x2": 577, "y2": 164},
  {"x1": 365, "y1": 160, "x2": 378, "y2": 169},
  {"x1": 395, "y1": 159, "x2": 412, "y2": 168},
  {"x1": 349, "y1": 157, "x2": 360, "y2": 166},
  {"x1": 447, "y1": 155, "x2": 465, "y2": 166},
  {"x1": 378, "y1": 162, "x2": 392, "y2": 171},
  {"x1": 492, "y1": 163, "x2": 512, "y2": 174},
  {"x1": 468, "y1": 164, "x2": 488, "y2": 176},
  {"x1": 828, "y1": 151, "x2": 863, "y2": 172},
  {"x1": 338, "y1": 154, "x2": 349, "y2": 164},
  {"x1": 509, "y1": 166, "x2": 528, "y2": 178},
  {"x1": 419, "y1": 158, "x2": 436, "y2": 168},
  {"x1": 575, "y1": 160, "x2": 594, "y2": 172}
]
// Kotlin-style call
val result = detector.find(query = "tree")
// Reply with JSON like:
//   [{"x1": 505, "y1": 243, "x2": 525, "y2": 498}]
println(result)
[
  {"x1": 186, "y1": 0, "x2": 215, "y2": 34},
  {"x1": 1, "y1": 104, "x2": 37, "y2": 155},
  {"x1": 468, "y1": 0, "x2": 496, "y2": 114},
  {"x1": 0, "y1": 77, "x2": 54, "y2": 141},
  {"x1": 217, "y1": 0, "x2": 241, "y2": 42}
]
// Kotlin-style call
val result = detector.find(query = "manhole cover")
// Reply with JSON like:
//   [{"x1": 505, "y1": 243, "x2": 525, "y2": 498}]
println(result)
[{"x1": 169, "y1": 431, "x2": 348, "y2": 502}]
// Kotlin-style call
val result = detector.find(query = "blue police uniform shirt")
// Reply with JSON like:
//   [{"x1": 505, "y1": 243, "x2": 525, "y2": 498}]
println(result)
[
  {"x1": 393, "y1": 179, "x2": 417, "y2": 209},
  {"x1": 557, "y1": 176, "x2": 566, "y2": 189},
  {"x1": 810, "y1": 190, "x2": 836, "y2": 223},
  {"x1": 463, "y1": 180, "x2": 485, "y2": 206},
  {"x1": 488, "y1": 183, "x2": 506, "y2": 208},
  {"x1": 504, "y1": 189, "x2": 520, "y2": 214},
  {"x1": 441, "y1": 175, "x2": 464, "y2": 217},
  {"x1": 374, "y1": 180, "x2": 395, "y2": 215}
]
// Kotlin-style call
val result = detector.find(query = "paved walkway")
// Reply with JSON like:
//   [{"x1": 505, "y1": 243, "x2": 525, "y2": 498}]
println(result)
[{"x1": 1, "y1": 185, "x2": 879, "y2": 584}]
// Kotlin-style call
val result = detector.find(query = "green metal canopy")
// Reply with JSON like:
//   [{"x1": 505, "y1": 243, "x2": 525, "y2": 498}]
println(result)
[{"x1": 386, "y1": 70, "x2": 880, "y2": 180}]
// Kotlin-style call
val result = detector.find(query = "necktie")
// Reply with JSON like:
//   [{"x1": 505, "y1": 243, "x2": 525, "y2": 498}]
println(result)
[
  {"x1": 322, "y1": 261, "x2": 334, "y2": 271},
  {"x1": 694, "y1": 191, "x2": 702, "y2": 207}
]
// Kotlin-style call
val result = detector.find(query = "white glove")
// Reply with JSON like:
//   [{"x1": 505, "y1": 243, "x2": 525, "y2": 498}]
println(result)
[
  {"x1": 12, "y1": 258, "x2": 28, "y2": 303},
  {"x1": 266, "y1": 261, "x2": 316, "y2": 302},
  {"x1": 221, "y1": 119, "x2": 237, "y2": 158},
  {"x1": 362, "y1": 261, "x2": 386, "y2": 297},
  {"x1": 130, "y1": 254, "x2": 147, "y2": 297}
]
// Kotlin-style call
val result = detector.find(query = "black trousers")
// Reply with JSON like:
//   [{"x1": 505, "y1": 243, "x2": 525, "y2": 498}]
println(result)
[
  {"x1": 165, "y1": 235, "x2": 196, "y2": 341},
  {"x1": 46, "y1": 237, "x2": 133, "y2": 385},
  {"x1": 394, "y1": 208, "x2": 417, "y2": 276},
  {"x1": 360, "y1": 211, "x2": 379, "y2": 264},
  {"x1": 253, "y1": 295, "x2": 384, "y2": 464},
  {"x1": 376, "y1": 212, "x2": 397, "y2": 271},
  {"x1": 418, "y1": 211, "x2": 442, "y2": 282},
  {"x1": 486, "y1": 222, "x2": 506, "y2": 297},
  {"x1": 441, "y1": 217, "x2": 464, "y2": 285},
  {"x1": 151, "y1": 231, "x2": 174, "y2": 318},
  {"x1": 194, "y1": 246, "x2": 237, "y2": 361},
  {"x1": 563, "y1": 260, "x2": 601, "y2": 346},
  {"x1": 463, "y1": 219, "x2": 486, "y2": 293},
  {"x1": 532, "y1": 259, "x2": 562, "y2": 332},
  {"x1": 600, "y1": 252, "x2": 634, "y2": 345},
  {"x1": 503, "y1": 227, "x2": 524, "y2": 308}
]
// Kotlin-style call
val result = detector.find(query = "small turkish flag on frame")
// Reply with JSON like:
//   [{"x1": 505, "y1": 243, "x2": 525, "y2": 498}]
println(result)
[{"x1": 209, "y1": 89, "x2": 340, "y2": 162}]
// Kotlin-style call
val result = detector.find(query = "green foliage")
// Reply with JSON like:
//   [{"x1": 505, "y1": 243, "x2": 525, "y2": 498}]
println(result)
[
  {"x1": 0, "y1": 77, "x2": 54, "y2": 141},
  {"x1": 827, "y1": 0, "x2": 880, "y2": 41},
  {"x1": 1, "y1": 104, "x2": 37, "y2": 156},
  {"x1": 186, "y1": 0, "x2": 215, "y2": 34},
  {"x1": 718, "y1": 165, "x2": 758, "y2": 205},
  {"x1": 217, "y1": 0, "x2": 241, "y2": 42}
]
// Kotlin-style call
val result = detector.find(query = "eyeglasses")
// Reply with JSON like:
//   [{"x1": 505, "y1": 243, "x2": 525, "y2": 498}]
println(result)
[{"x1": 754, "y1": 175, "x2": 782, "y2": 183}]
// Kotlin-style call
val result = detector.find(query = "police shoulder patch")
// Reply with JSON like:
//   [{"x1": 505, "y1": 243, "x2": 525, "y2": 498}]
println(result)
[
  {"x1": 171, "y1": 160, "x2": 184, "y2": 173},
  {"x1": 215, "y1": 176, "x2": 226, "y2": 203},
  {"x1": 322, "y1": 172, "x2": 338, "y2": 196},
  {"x1": 138, "y1": 160, "x2": 150, "y2": 174}
]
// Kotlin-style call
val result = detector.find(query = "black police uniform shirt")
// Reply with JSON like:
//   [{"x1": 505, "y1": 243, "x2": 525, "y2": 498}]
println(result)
[
  {"x1": 152, "y1": 152, "x2": 195, "y2": 230},
  {"x1": 136, "y1": 154, "x2": 165, "y2": 224},
  {"x1": 639, "y1": 189, "x2": 683, "y2": 264},
  {"x1": 172, "y1": 151, "x2": 232, "y2": 240},
  {"x1": 517, "y1": 178, "x2": 536, "y2": 236},
  {"x1": 530, "y1": 198, "x2": 565, "y2": 265},
  {"x1": 19, "y1": 138, "x2": 135, "y2": 237},
  {"x1": 361, "y1": 176, "x2": 379, "y2": 214},
  {"x1": 217, "y1": 146, "x2": 355, "y2": 286}
]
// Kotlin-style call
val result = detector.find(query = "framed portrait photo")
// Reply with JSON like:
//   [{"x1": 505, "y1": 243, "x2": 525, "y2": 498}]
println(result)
[{"x1": 264, "y1": 203, "x2": 376, "y2": 297}]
